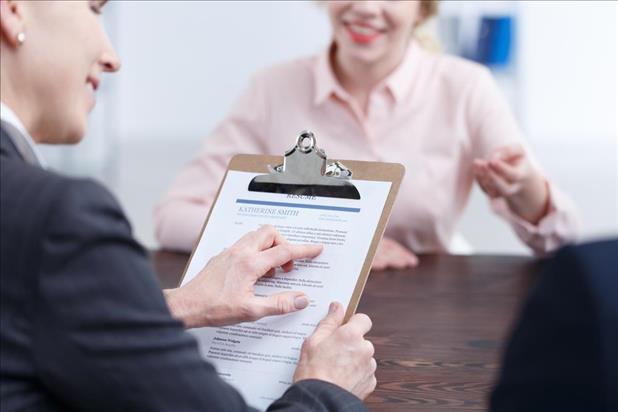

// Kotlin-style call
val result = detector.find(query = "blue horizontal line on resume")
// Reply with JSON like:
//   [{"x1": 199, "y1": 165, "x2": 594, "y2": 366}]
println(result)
[{"x1": 236, "y1": 199, "x2": 360, "y2": 213}]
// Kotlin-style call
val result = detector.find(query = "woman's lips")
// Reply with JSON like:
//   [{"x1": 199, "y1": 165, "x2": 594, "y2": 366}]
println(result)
[
  {"x1": 85, "y1": 82, "x2": 97, "y2": 110},
  {"x1": 86, "y1": 76, "x2": 100, "y2": 91},
  {"x1": 344, "y1": 22, "x2": 384, "y2": 44}
]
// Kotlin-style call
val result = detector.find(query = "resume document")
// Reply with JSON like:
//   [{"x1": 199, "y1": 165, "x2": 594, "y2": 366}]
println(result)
[{"x1": 181, "y1": 171, "x2": 391, "y2": 409}]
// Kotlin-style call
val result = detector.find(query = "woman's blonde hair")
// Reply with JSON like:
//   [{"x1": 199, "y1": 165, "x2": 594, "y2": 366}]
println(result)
[
  {"x1": 419, "y1": 0, "x2": 439, "y2": 23},
  {"x1": 414, "y1": 0, "x2": 441, "y2": 51}
]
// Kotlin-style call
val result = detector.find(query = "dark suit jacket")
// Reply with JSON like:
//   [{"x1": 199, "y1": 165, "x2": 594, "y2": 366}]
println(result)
[
  {"x1": 0, "y1": 127, "x2": 366, "y2": 412},
  {"x1": 491, "y1": 239, "x2": 618, "y2": 411}
]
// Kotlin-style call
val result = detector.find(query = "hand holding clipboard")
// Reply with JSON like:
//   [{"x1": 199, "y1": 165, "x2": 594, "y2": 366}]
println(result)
[{"x1": 178, "y1": 131, "x2": 404, "y2": 408}]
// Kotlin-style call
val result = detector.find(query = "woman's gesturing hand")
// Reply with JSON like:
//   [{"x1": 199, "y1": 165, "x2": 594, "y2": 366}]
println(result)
[{"x1": 474, "y1": 144, "x2": 550, "y2": 224}]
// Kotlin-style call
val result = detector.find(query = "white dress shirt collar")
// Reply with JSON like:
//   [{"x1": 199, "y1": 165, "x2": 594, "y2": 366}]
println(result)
[{"x1": 0, "y1": 102, "x2": 46, "y2": 168}]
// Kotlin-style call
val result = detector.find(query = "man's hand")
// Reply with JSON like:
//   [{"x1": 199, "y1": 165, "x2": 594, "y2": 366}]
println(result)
[
  {"x1": 372, "y1": 236, "x2": 418, "y2": 271},
  {"x1": 294, "y1": 302, "x2": 377, "y2": 400},
  {"x1": 164, "y1": 225, "x2": 323, "y2": 328},
  {"x1": 473, "y1": 144, "x2": 550, "y2": 224}
]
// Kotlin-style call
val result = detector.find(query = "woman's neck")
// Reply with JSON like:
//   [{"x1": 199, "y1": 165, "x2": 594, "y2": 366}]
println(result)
[
  {"x1": 0, "y1": 69, "x2": 38, "y2": 142},
  {"x1": 331, "y1": 40, "x2": 409, "y2": 115}
]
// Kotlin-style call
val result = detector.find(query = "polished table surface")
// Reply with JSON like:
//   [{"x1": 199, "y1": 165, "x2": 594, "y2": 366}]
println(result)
[{"x1": 151, "y1": 252, "x2": 544, "y2": 412}]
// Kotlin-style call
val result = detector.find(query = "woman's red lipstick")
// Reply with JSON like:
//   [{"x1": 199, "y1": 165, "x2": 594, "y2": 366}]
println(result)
[{"x1": 345, "y1": 22, "x2": 383, "y2": 44}]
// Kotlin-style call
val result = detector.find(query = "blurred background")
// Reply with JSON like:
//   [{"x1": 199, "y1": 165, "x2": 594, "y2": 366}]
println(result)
[{"x1": 39, "y1": 0, "x2": 617, "y2": 254}]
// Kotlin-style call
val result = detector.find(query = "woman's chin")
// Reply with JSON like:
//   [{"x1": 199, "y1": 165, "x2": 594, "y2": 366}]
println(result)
[
  {"x1": 337, "y1": 39, "x2": 387, "y2": 65},
  {"x1": 66, "y1": 133, "x2": 85, "y2": 145},
  {"x1": 69, "y1": 125, "x2": 87, "y2": 144},
  {"x1": 61, "y1": 119, "x2": 88, "y2": 145},
  {"x1": 342, "y1": 48, "x2": 385, "y2": 66}
]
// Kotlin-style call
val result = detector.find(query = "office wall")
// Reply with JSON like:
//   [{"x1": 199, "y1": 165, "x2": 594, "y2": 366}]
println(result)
[
  {"x1": 518, "y1": 1, "x2": 616, "y2": 143},
  {"x1": 112, "y1": 0, "x2": 330, "y2": 142}
]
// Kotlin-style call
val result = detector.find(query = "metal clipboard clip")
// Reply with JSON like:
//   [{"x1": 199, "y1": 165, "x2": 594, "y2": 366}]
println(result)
[{"x1": 248, "y1": 130, "x2": 361, "y2": 199}]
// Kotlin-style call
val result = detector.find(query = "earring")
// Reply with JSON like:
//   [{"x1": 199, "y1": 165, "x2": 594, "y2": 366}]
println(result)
[{"x1": 16, "y1": 32, "x2": 26, "y2": 45}]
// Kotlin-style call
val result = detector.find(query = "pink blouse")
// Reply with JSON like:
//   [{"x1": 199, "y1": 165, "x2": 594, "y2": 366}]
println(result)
[{"x1": 155, "y1": 41, "x2": 578, "y2": 255}]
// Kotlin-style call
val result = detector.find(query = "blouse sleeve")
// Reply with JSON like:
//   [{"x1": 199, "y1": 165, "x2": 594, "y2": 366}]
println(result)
[
  {"x1": 466, "y1": 67, "x2": 579, "y2": 255},
  {"x1": 155, "y1": 75, "x2": 270, "y2": 252}
]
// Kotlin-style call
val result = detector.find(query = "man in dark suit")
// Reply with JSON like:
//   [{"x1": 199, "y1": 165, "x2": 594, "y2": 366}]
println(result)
[
  {"x1": 491, "y1": 239, "x2": 618, "y2": 411},
  {"x1": 0, "y1": 120, "x2": 375, "y2": 412}
]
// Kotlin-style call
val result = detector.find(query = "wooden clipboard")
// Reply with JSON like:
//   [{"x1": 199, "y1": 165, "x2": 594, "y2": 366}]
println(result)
[{"x1": 178, "y1": 133, "x2": 405, "y2": 322}]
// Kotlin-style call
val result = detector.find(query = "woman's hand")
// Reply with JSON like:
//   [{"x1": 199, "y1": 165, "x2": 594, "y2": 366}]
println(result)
[
  {"x1": 372, "y1": 237, "x2": 418, "y2": 271},
  {"x1": 473, "y1": 144, "x2": 550, "y2": 225},
  {"x1": 164, "y1": 225, "x2": 323, "y2": 328}
]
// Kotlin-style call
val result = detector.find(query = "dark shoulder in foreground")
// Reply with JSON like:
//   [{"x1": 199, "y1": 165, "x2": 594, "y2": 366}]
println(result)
[
  {"x1": 1, "y1": 145, "x2": 129, "y2": 254},
  {"x1": 490, "y1": 239, "x2": 618, "y2": 412}
]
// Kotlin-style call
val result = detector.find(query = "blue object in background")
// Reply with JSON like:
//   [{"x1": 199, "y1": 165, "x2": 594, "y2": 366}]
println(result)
[{"x1": 476, "y1": 16, "x2": 514, "y2": 67}]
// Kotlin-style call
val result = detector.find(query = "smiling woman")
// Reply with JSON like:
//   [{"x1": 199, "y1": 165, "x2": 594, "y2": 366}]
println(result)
[
  {"x1": 156, "y1": 0, "x2": 578, "y2": 269},
  {"x1": 0, "y1": 0, "x2": 120, "y2": 143}
]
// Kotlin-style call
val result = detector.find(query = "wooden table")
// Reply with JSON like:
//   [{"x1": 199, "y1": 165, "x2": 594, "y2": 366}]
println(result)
[{"x1": 151, "y1": 252, "x2": 544, "y2": 411}]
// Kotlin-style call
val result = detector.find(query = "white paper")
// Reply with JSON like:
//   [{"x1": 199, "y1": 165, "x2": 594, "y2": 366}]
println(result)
[{"x1": 182, "y1": 171, "x2": 391, "y2": 410}]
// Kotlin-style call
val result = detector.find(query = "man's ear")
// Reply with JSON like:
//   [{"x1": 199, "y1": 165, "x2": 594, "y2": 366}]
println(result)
[{"x1": 0, "y1": 0, "x2": 26, "y2": 48}]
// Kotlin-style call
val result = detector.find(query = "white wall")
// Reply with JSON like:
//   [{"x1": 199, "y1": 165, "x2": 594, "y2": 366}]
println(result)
[
  {"x1": 518, "y1": 1, "x2": 616, "y2": 143},
  {"x1": 112, "y1": 0, "x2": 330, "y2": 142}
]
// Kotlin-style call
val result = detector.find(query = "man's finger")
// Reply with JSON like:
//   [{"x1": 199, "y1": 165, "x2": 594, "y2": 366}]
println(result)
[
  {"x1": 229, "y1": 229, "x2": 260, "y2": 250},
  {"x1": 235, "y1": 225, "x2": 288, "y2": 252},
  {"x1": 250, "y1": 292, "x2": 310, "y2": 319},
  {"x1": 281, "y1": 260, "x2": 294, "y2": 273},
  {"x1": 256, "y1": 224, "x2": 289, "y2": 251},
  {"x1": 340, "y1": 313, "x2": 373, "y2": 337},
  {"x1": 309, "y1": 302, "x2": 345, "y2": 343},
  {"x1": 257, "y1": 243, "x2": 323, "y2": 276}
]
